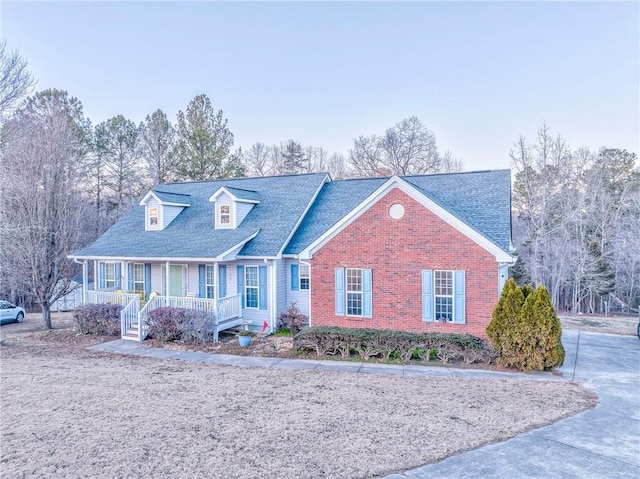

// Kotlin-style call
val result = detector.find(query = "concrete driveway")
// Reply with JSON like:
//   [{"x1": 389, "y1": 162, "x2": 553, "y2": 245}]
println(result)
[{"x1": 384, "y1": 330, "x2": 640, "y2": 479}]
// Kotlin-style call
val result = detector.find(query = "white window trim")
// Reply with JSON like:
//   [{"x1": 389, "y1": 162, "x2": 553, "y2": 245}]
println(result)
[
  {"x1": 205, "y1": 265, "x2": 215, "y2": 299},
  {"x1": 146, "y1": 205, "x2": 162, "y2": 230},
  {"x1": 434, "y1": 270, "x2": 454, "y2": 323},
  {"x1": 345, "y1": 268, "x2": 364, "y2": 317},
  {"x1": 104, "y1": 262, "x2": 116, "y2": 289},
  {"x1": 245, "y1": 265, "x2": 259, "y2": 309},
  {"x1": 133, "y1": 263, "x2": 145, "y2": 293},
  {"x1": 299, "y1": 264, "x2": 310, "y2": 291},
  {"x1": 216, "y1": 202, "x2": 234, "y2": 229}
]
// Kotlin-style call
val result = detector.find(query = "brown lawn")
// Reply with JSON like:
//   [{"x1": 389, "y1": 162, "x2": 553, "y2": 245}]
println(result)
[{"x1": 0, "y1": 313, "x2": 598, "y2": 479}]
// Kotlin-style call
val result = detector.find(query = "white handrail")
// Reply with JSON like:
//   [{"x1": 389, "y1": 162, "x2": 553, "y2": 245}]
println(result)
[
  {"x1": 132, "y1": 293, "x2": 244, "y2": 342},
  {"x1": 121, "y1": 296, "x2": 140, "y2": 336}
]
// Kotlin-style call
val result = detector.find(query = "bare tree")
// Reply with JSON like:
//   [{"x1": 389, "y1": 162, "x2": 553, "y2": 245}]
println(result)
[
  {"x1": 511, "y1": 124, "x2": 639, "y2": 314},
  {"x1": 0, "y1": 89, "x2": 90, "y2": 328},
  {"x1": 0, "y1": 41, "x2": 35, "y2": 117},
  {"x1": 349, "y1": 117, "x2": 461, "y2": 177},
  {"x1": 327, "y1": 152, "x2": 349, "y2": 179},
  {"x1": 245, "y1": 142, "x2": 273, "y2": 177},
  {"x1": 138, "y1": 109, "x2": 176, "y2": 185},
  {"x1": 349, "y1": 135, "x2": 385, "y2": 177}
]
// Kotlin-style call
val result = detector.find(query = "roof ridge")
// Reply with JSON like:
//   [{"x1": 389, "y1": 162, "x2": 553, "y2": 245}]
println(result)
[
  {"x1": 153, "y1": 189, "x2": 191, "y2": 196},
  {"x1": 161, "y1": 171, "x2": 328, "y2": 186},
  {"x1": 402, "y1": 169, "x2": 509, "y2": 179}
]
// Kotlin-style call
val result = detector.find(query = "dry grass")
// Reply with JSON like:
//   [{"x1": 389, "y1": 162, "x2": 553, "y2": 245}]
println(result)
[
  {"x1": 0, "y1": 314, "x2": 598, "y2": 479},
  {"x1": 559, "y1": 314, "x2": 637, "y2": 336}
]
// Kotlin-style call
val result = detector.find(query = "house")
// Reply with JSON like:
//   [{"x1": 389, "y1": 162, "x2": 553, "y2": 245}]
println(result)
[{"x1": 69, "y1": 170, "x2": 515, "y2": 341}]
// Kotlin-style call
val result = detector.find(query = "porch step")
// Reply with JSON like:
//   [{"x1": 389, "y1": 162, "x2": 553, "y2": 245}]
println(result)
[{"x1": 121, "y1": 333, "x2": 139, "y2": 341}]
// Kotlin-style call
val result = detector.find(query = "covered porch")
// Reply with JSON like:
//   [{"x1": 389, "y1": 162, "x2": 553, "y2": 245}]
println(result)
[{"x1": 87, "y1": 290, "x2": 243, "y2": 342}]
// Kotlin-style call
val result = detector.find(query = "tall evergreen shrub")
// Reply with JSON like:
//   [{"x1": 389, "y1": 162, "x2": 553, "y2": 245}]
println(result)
[
  {"x1": 486, "y1": 279, "x2": 564, "y2": 371},
  {"x1": 486, "y1": 278, "x2": 523, "y2": 356}
]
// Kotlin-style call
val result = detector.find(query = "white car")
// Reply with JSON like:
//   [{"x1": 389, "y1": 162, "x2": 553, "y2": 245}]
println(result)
[{"x1": 0, "y1": 301, "x2": 25, "y2": 324}]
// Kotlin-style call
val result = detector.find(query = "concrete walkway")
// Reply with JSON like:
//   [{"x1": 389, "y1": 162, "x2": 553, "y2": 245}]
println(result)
[{"x1": 89, "y1": 330, "x2": 640, "y2": 479}]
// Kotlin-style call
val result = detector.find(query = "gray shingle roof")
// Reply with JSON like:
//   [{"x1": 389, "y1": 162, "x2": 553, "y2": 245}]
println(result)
[
  {"x1": 221, "y1": 186, "x2": 261, "y2": 203},
  {"x1": 72, "y1": 169, "x2": 512, "y2": 261},
  {"x1": 72, "y1": 173, "x2": 328, "y2": 259},
  {"x1": 284, "y1": 170, "x2": 512, "y2": 255},
  {"x1": 152, "y1": 190, "x2": 191, "y2": 205}
]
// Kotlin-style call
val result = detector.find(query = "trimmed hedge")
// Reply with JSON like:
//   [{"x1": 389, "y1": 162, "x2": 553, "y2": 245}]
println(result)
[
  {"x1": 293, "y1": 326, "x2": 494, "y2": 364},
  {"x1": 147, "y1": 307, "x2": 215, "y2": 344},
  {"x1": 73, "y1": 304, "x2": 122, "y2": 336}
]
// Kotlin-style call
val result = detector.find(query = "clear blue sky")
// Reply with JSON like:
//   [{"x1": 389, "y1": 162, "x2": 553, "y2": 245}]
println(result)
[{"x1": 2, "y1": 1, "x2": 638, "y2": 170}]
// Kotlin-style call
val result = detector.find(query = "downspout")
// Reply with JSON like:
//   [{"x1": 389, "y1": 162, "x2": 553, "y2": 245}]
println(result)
[{"x1": 300, "y1": 258, "x2": 312, "y2": 327}]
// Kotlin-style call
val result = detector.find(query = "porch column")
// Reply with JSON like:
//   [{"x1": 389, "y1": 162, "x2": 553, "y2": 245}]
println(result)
[
  {"x1": 82, "y1": 260, "x2": 88, "y2": 305},
  {"x1": 93, "y1": 260, "x2": 98, "y2": 291},
  {"x1": 214, "y1": 262, "x2": 219, "y2": 317},
  {"x1": 165, "y1": 261, "x2": 170, "y2": 297}
]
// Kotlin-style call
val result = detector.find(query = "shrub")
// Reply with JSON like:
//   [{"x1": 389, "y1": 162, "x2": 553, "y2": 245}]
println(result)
[
  {"x1": 148, "y1": 307, "x2": 216, "y2": 343},
  {"x1": 277, "y1": 302, "x2": 308, "y2": 336},
  {"x1": 486, "y1": 280, "x2": 564, "y2": 371},
  {"x1": 486, "y1": 278, "x2": 523, "y2": 355},
  {"x1": 73, "y1": 304, "x2": 122, "y2": 336},
  {"x1": 180, "y1": 309, "x2": 216, "y2": 344},
  {"x1": 147, "y1": 307, "x2": 184, "y2": 341},
  {"x1": 293, "y1": 326, "x2": 492, "y2": 364}
]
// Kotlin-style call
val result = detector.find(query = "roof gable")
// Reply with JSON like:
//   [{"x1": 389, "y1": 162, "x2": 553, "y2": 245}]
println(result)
[{"x1": 285, "y1": 170, "x2": 514, "y2": 262}]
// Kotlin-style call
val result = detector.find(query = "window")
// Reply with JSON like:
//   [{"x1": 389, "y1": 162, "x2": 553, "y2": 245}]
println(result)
[
  {"x1": 148, "y1": 207, "x2": 159, "y2": 226},
  {"x1": 299, "y1": 265, "x2": 310, "y2": 290},
  {"x1": 133, "y1": 264, "x2": 145, "y2": 293},
  {"x1": 105, "y1": 263, "x2": 116, "y2": 289},
  {"x1": 346, "y1": 268, "x2": 363, "y2": 316},
  {"x1": 434, "y1": 270, "x2": 454, "y2": 322},
  {"x1": 219, "y1": 204, "x2": 231, "y2": 225},
  {"x1": 205, "y1": 265, "x2": 215, "y2": 299},
  {"x1": 245, "y1": 266, "x2": 259, "y2": 308}
]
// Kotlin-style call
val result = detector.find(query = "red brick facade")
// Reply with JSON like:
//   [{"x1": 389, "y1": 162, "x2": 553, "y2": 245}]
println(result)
[{"x1": 310, "y1": 187, "x2": 499, "y2": 339}]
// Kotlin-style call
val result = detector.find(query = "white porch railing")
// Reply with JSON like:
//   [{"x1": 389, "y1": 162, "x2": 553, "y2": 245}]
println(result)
[
  {"x1": 134, "y1": 293, "x2": 243, "y2": 342},
  {"x1": 87, "y1": 290, "x2": 140, "y2": 307},
  {"x1": 121, "y1": 296, "x2": 141, "y2": 337}
]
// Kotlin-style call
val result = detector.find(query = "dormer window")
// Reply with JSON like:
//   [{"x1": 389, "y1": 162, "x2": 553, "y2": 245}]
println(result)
[
  {"x1": 149, "y1": 207, "x2": 159, "y2": 226},
  {"x1": 219, "y1": 204, "x2": 231, "y2": 225},
  {"x1": 209, "y1": 186, "x2": 260, "y2": 230},
  {"x1": 139, "y1": 190, "x2": 190, "y2": 231}
]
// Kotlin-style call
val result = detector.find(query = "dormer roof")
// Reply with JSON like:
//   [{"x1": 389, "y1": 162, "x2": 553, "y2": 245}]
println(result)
[
  {"x1": 208, "y1": 186, "x2": 260, "y2": 204},
  {"x1": 140, "y1": 190, "x2": 191, "y2": 207}
]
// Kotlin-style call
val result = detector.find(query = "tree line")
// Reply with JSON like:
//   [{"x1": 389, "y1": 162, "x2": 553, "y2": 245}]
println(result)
[
  {"x1": 511, "y1": 125, "x2": 639, "y2": 314},
  {"x1": 0, "y1": 41, "x2": 637, "y2": 326}
]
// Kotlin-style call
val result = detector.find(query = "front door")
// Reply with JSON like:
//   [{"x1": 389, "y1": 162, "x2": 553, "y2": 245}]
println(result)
[{"x1": 169, "y1": 265, "x2": 184, "y2": 297}]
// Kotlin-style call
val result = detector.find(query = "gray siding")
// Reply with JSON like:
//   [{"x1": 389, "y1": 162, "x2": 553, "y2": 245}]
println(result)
[
  {"x1": 235, "y1": 201, "x2": 254, "y2": 226},
  {"x1": 285, "y1": 259, "x2": 310, "y2": 317},
  {"x1": 231, "y1": 260, "x2": 270, "y2": 329},
  {"x1": 163, "y1": 205, "x2": 184, "y2": 229},
  {"x1": 276, "y1": 259, "x2": 288, "y2": 317}
]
